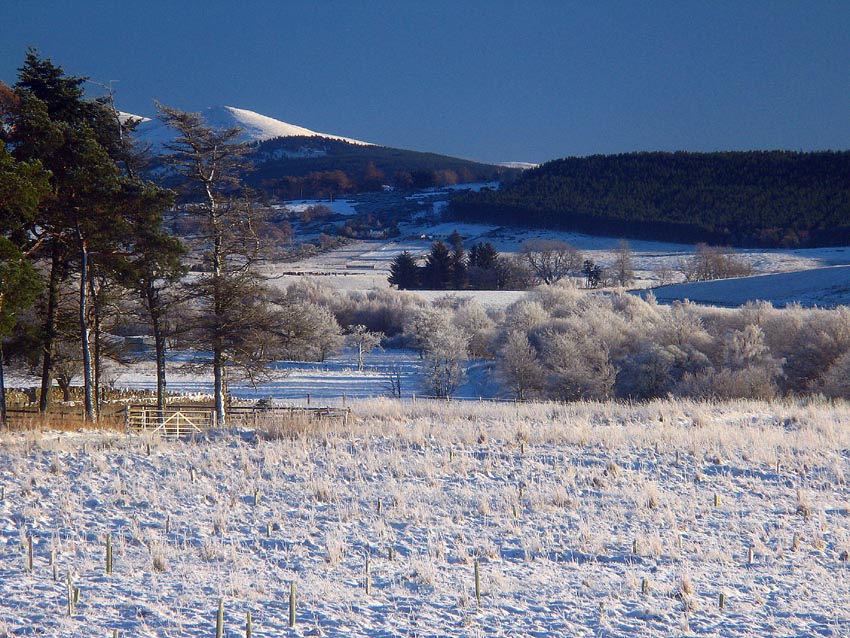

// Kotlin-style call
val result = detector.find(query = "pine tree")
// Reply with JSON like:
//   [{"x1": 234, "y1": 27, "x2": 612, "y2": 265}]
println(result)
[
  {"x1": 0, "y1": 144, "x2": 49, "y2": 425},
  {"x1": 9, "y1": 52, "x2": 131, "y2": 420},
  {"x1": 448, "y1": 231, "x2": 468, "y2": 290},
  {"x1": 422, "y1": 241, "x2": 453, "y2": 290},
  {"x1": 387, "y1": 251, "x2": 420, "y2": 289},
  {"x1": 469, "y1": 242, "x2": 498, "y2": 270},
  {"x1": 116, "y1": 181, "x2": 184, "y2": 415},
  {"x1": 468, "y1": 242, "x2": 500, "y2": 289}
]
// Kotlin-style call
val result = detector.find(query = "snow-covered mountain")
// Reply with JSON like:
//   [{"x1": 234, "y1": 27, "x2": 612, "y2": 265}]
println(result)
[{"x1": 127, "y1": 105, "x2": 372, "y2": 148}]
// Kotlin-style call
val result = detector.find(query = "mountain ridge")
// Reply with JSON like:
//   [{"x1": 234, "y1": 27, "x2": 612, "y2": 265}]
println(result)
[
  {"x1": 124, "y1": 104, "x2": 520, "y2": 198},
  {"x1": 127, "y1": 105, "x2": 372, "y2": 148}
]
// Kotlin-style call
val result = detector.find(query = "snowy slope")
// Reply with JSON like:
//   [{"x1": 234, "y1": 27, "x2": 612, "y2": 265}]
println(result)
[
  {"x1": 130, "y1": 105, "x2": 372, "y2": 148},
  {"x1": 644, "y1": 265, "x2": 850, "y2": 308}
]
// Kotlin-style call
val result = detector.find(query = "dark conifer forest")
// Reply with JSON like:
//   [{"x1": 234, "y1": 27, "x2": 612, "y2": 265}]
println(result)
[{"x1": 449, "y1": 151, "x2": 850, "y2": 247}]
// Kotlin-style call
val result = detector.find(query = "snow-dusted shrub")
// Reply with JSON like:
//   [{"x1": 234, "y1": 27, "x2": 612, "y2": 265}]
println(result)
[
  {"x1": 284, "y1": 276, "x2": 340, "y2": 306},
  {"x1": 501, "y1": 299, "x2": 550, "y2": 335},
  {"x1": 615, "y1": 343, "x2": 678, "y2": 399},
  {"x1": 526, "y1": 279, "x2": 584, "y2": 315},
  {"x1": 452, "y1": 300, "x2": 496, "y2": 358},
  {"x1": 785, "y1": 306, "x2": 850, "y2": 394},
  {"x1": 497, "y1": 331, "x2": 545, "y2": 401},
  {"x1": 333, "y1": 288, "x2": 425, "y2": 337},
  {"x1": 817, "y1": 350, "x2": 850, "y2": 399},
  {"x1": 538, "y1": 329, "x2": 616, "y2": 401}
]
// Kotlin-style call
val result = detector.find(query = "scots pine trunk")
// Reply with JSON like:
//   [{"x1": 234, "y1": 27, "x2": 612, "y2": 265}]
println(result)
[
  {"x1": 0, "y1": 341, "x2": 6, "y2": 427},
  {"x1": 76, "y1": 225, "x2": 95, "y2": 423},
  {"x1": 38, "y1": 244, "x2": 60, "y2": 413},
  {"x1": 89, "y1": 275, "x2": 102, "y2": 420}
]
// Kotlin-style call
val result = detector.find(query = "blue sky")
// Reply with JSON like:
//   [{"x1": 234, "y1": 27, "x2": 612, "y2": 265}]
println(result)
[{"x1": 3, "y1": 0, "x2": 849, "y2": 164}]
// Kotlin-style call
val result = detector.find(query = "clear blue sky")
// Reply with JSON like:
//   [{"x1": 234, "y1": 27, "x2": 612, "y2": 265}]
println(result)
[{"x1": 3, "y1": 0, "x2": 849, "y2": 164}]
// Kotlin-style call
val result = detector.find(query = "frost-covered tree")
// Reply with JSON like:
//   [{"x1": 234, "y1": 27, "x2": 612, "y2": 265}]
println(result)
[
  {"x1": 406, "y1": 307, "x2": 468, "y2": 397},
  {"x1": 423, "y1": 323, "x2": 468, "y2": 398},
  {"x1": 611, "y1": 240, "x2": 635, "y2": 287},
  {"x1": 498, "y1": 331, "x2": 543, "y2": 401},
  {"x1": 452, "y1": 300, "x2": 495, "y2": 358},
  {"x1": 539, "y1": 329, "x2": 616, "y2": 401},
  {"x1": 271, "y1": 296, "x2": 343, "y2": 362},
  {"x1": 346, "y1": 324, "x2": 383, "y2": 371}
]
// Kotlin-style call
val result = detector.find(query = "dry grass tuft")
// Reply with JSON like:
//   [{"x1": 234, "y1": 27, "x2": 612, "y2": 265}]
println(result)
[
  {"x1": 6, "y1": 411, "x2": 125, "y2": 433},
  {"x1": 254, "y1": 412, "x2": 334, "y2": 441}
]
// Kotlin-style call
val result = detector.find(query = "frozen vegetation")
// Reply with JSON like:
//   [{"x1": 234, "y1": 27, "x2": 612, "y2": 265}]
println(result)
[{"x1": 2, "y1": 398, "x2": 850, "y2": 636}]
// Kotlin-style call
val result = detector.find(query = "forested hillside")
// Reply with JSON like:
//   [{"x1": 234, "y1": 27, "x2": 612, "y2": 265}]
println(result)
[
  {"x1": 449, "y1": 151, "x2": 850, "y2": 247},
  {"x1": 248, "y1": 136, "x2": 517, "y2": 199}
]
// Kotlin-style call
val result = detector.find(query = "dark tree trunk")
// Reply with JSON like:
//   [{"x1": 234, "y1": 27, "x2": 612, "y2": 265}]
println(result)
[
  {"x1": 213, "y1": 345, "x2": 225, "y2": 427},
  {"x1": 0, "y1": 341, "x2": 7, "y2": 428},
  {"x1": 77, "y1": 227, "x2": 95, "y2": 423},
  {"x1": 39, "y1": 244, "x2": 60, "y2": 413},
  {"x1": 89, "y1": 275, "x2": 102, "y2": 420},
  {"x1": 145, "y1": 280, "x2": 168, "y2": 416},
  {"x1": 56, "y1": 375, "x2": 72, "y2": 402}
]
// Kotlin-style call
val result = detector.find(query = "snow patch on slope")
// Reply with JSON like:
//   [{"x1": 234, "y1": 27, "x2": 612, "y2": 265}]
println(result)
[
  {"x1": 205, "y1": 106, "x2": 372, "y2": 145},
  {"x1": 127, "y1": 105, "x2": 372, "y2": 148}
]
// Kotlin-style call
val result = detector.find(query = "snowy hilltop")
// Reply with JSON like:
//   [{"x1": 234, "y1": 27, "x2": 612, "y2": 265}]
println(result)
[{"x1": 127, "y1": 105, "x2": 372, "y2": 148}]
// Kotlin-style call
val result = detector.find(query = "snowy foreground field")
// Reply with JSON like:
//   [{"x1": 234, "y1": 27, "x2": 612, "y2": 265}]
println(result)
[{"x1": 3, "y1": 399, "x2": 850, "y2": 637}]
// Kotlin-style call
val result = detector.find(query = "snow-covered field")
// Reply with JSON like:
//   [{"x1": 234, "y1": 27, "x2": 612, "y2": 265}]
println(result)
[
  {"x1": 646, "y1": 265, "x2": 850, "y2": 308},
  {"x1": 3, "y1": 398, "x2": 850, "y2": 637},
  {"x1": 7, "y1": 187, "x2": 850, "y2": 636}
]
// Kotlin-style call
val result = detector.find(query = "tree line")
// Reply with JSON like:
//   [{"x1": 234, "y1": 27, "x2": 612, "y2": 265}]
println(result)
[
  {"x1": 0, "y1": 52, "x2": 337, "y2": 426},
  {"x1": 388, "y1": 232, "x2": 510, "y2": 291},
  {"x1": 449, "y1": 151, "x2": 850, "y2": 248},
  {"x1": 387, "y1": 236, "x2": 646, "y2": 291},
  {"x1": 3, "y1": 52, "x2": 828, "y2": 420}
]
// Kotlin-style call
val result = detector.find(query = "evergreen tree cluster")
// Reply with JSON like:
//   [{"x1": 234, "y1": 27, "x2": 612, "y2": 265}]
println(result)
[
  {"x1": 0, "y1": 50, "x2": 185, "y2": 423},
  {"x1": 449, "y1": 151, "x2": 850, "y2": 248},
  {"x1": 388, "y1": 232, "x2": 504, "y2": 291}
]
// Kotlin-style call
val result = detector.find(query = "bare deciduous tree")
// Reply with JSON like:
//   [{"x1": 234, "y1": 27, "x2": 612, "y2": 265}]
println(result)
[
  {"x1": 521, "y1": 239, "x2": 582, "y2": 285},
  {"x1": 678, "y1": 244, "x2": 753, "y2": 282},
  {"x1": 158, "y1": 104, "x2": 273, "y2": 425},
  {"x1": 611, "y1": 240, "x2": 635, "y2": 287}
]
